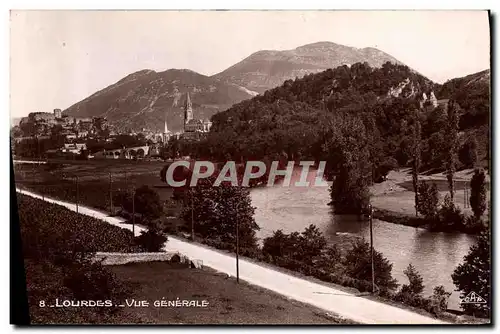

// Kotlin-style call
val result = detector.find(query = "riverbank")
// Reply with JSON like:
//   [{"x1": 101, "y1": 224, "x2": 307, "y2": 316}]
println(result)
[{"x1": 369, "y1": 169, "x2": 489, "y2": 235}]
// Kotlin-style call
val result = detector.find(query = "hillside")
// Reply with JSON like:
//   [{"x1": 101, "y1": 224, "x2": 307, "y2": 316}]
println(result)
[
  {"x1": 212, "y1": 42, "x2": 404, "y2": 94},
  {"x1": 195, "y1": 62, "x2": 489, "y2": 177},
  {"x1": 438, "y1": 69, "x2": 490, "y2": 169},
  {"x1": 63, "y1": 69, "x2": 254, "y2": 132},
  {"x1": 438, "y1": 69, "x2": 490, "y2": 129}
]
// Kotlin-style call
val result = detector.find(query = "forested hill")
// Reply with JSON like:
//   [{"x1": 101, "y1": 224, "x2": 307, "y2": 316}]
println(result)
[
  {"x1": 438, "y1": 69, "x2": 490, "y2": 130},
  {"x1": 214, "y1": 62, "x2": 436, "y2": 119},
  {"x1": 196, "y1": 62, "x2": 488, "y2": 179}
]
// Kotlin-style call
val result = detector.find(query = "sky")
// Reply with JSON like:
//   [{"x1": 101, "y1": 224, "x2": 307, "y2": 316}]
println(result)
[{"x1": 10, "y1": 10, "x2": 490, "y2": 119}]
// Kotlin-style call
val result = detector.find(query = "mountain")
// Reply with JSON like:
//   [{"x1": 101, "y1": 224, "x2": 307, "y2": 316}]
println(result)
[
  {"x1": 201, "y1": 62, "x2": 490, "y2": 173},
  {"x1": 212, "y1": 42, "x2": 404, "y2": 94},
  {"x1": 439, "y1": 69, "x2": 490, "y2": 98},
  {"x1": 203, "y1": 62, "x2": 437, "y2": 164},
  {"x1": 10, "y1": 117, "x2": 22, "y2": 127},
  {"x1": 438, "y1": 69, "x2": 490, "y2": 165},
  {"x1": 63, "y1": 69, "x2": 254, "y2": 132}
]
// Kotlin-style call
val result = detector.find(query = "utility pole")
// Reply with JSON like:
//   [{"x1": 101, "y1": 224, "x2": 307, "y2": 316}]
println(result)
[
  {"x1": 369, "y1": 204, "x2": 375, "y2": 293},
  {"x1": 464, "y1": 183, "x2": 467, "y2": 208},
  {"x1": 191, "y1": 190, "x2": 195, "y2": 241},
  {"x1": 132, "y1": 187, "x2": 135, "y2": 236},
  {"x1": 109, "y1": 172, "x2": 113, "y2": 215},
  {"x1": 236, "y1": 201, "x2": 240, "y2": 283},
  {"x1": 75, "y1": 176, "x2": 79, "y2": 214}
]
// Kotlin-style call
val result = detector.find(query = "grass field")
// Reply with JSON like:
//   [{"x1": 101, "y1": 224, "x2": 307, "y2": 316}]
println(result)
[
  {"x1": 370, "y1": 169, "x2": 491, "y2": 219},
  {"x1": 106, "y1": 261, "x2": 352, "y2": 324}
]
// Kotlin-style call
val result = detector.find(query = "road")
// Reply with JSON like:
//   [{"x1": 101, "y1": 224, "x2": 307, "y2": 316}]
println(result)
[{"x1": 15, "y1": 188, "x2": 449, "y2": 325}]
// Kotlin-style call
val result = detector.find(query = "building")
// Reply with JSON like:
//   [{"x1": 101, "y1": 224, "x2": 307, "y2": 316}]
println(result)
[
  {"x1": 62, "y1": 143, "x2": 87, "y2": 154},
  {"x1": 419, "y1": 91, "x2": 439, "y2": 109},
  {"x1": 94, "y1": 145, "x2": 151, "y2": 160},
  {"x1": 54, "y1": 108, "x2": 62, "y2": 119},
  {"x1": 181, "y1": 92, "x2": 212, "y2": 140}
]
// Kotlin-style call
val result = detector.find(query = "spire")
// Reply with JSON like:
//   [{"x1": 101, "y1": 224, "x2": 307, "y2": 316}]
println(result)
[
  {"x1": 163, "y1": 111, "x2": 168, "y2": 133},
  {"x1": 184, "y1": 92, "x2": 193, "y2": 124}
]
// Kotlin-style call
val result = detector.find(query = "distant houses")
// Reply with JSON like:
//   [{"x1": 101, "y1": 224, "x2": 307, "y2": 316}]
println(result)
[
  {"x1": 16, "y1": 109, "x2": 109, "y2": 142},
  {"x1": 93, "y1": 145, "x2": 153, "y2": 160}
]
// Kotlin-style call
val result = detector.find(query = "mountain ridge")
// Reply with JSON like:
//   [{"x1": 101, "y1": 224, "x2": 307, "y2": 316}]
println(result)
[{"x1": 212, "y1": 41, "x2": 404, "y2": 93}]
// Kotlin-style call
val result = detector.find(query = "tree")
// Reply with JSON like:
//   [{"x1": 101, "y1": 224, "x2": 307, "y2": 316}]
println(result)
[
  {"x1": 344, "y1": 239, "x2": 398, "y2": 290},
  {"x1": 400, "y1": 264, "x2": 424, "y2": 296},
  {"x1": 262, "y1": 230, "x2": 290, "y2": 259},
  {"x1": 416, "y1": 181, "x2": 439, "y2": 221},
  {"x1": 452, "y1": 231, "x2": 490, "y2": 317},
  {"x1": 436, "y1": 194, "x2": 464, "y2": 230},
  {"x1": 470, "y1": 168, "x2": 487, "y2": 221},
  {"x1": 445, "y1": 100, "x2": 459, "y2": 201},
  {"x1": 134, "y1": 228, "x2": 168, "y2": 252},
  {"x1": 296, "y1": 224, "x2": 327, "y2": 261},
  {"x1": 429, "y1": 285, "x2": 452, "y2": 315},
  {"x1": 411, "y1": 114, "x2": 422, "y2": 216},
  {"x1": 182, "y1": 177, "x2": 260, "y2": 251},
  {"x1": 263, "y1": 225, "x2": 327, "y2": 263},
  {"x1": 114, "y1": 185, "x2": 163, "y2": 223},
  {"x1": 459, "y1": 137, "x2": 478, "y2": 168},
  {"x1": 374, "y1": 157, "x2": 398, "y2": 183},
  {"x1": 327, "y1": 116, "x2": 372, "y2": 214}
]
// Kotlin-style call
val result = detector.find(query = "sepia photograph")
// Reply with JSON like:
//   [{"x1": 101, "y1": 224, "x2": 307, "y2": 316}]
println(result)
[{"x1": 9, "y1": 9, "x2": 491, "y2": 325}]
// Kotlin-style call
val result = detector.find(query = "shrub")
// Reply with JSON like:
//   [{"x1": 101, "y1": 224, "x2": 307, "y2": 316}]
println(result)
[
  {"x1": 428, "y1": 285, "x2": 452, "y2": 315},
  {"x1": 114, "y1": 186, "x2": 163, "y2": 222},
  {"x1": 400, "y1": 264, "x2": 424, "y2": 296},
  {"x1": 344, "y1": 239, "x2": 398, "y2": 290},
  {"x1": 134, "y1": 228, "x2": 168, "y2": 252},
  {"x1": 436, "y1": 194, "x2": 465, "y2": 230},
  {"x1": 452, "y1": 231, "x2": 490, "y2": 318},
  {"x1": 63, "y1": 257, "x2": 130, "y2": 305},
  {"x1": 416, "y1": 181, "x2": 439, "y2": 220}
]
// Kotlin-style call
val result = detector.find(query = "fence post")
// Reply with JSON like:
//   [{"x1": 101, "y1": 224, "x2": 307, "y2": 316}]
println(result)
[
  {"x1": 75, "y1": 176, "x2": 79, "y2": 214},
  {"x1": 109, "y1": 172, "x2": 113, "y2": 215}
]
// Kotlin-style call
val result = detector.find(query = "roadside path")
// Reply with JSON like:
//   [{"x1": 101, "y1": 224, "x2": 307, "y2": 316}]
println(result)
[{"x1": 15, "y1": 188, "x2": 449, "y2": 325}]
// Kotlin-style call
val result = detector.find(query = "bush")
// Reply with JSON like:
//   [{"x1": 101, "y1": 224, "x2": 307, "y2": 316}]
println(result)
[
  {"x1": 344, "y1": 239, "x2": 398, "y2": 290},
  {"x1": 416, "y1": 181, "x2": 439, "y2": 220},
  {"x1": 452, "y1": 231, "x2": 490, "y2": 318},
  {"x1": 18, "y1": 194, "x2": 138, "y2": 256},
  {"x1": 262, "y1": 225, "x2": 328, "y2": 263},
  {"x1": 400, "y1": 264, "x2": 424, "y2": 296},
  {"x1": 429, "y1": 285, "x2": 452, "y2": 315},
  {"x1": 18, "y1": 194, "x2": 134, "y2": 323},
  {"x1": 63, "y1": 257, "x2": 130, "y2": 305},
  {"x1": 436, "y1": 194, "x2": 465, "y2": 230},
  {"x1": 134, "y1": 228, "x2": 168, "y2": 252},
  {"x1": 114, "y1": 185, "x2": 163, "y2": 222}
]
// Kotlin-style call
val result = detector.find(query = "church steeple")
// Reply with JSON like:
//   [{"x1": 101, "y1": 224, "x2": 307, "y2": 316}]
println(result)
[
  {"x1": 184, "y1": 92, "x2": 193, "y2": 124},
  {"x1": 163, "y1": 111, "x2": 169, "y2": 133}
]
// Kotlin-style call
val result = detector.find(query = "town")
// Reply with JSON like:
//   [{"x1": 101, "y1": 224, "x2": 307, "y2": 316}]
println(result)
[{"x1": 11, "y1": 92, "x2": 212, "y2": 161}]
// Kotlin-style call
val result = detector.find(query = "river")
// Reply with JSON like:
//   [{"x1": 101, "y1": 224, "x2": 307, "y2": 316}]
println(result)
[{"x1": 250, "y1": 171, "x2": 476, "y2": 310}]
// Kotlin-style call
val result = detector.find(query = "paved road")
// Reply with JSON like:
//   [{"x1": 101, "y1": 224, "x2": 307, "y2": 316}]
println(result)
[{"x1": 16, "y1": 188, "x2": 449, "y2": 325}]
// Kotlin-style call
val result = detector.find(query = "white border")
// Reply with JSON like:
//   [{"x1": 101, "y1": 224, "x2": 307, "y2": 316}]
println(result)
[{"x1": 2, "y1": 1, "x2": 498, "y2": 332}]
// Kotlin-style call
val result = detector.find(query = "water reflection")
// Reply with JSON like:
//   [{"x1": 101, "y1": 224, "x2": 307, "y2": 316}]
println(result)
[{"x1": 250, "y1": 173, "x2": 476, "y2": 310}]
